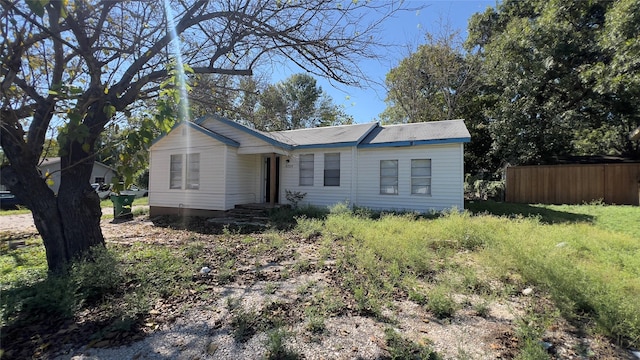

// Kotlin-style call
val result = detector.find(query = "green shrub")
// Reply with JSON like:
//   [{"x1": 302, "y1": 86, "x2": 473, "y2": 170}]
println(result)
[{"x1": 71, "y1": 247, "x2": 123, "y2": 304}]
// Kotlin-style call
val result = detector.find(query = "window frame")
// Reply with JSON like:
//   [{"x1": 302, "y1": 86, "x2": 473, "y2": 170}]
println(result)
[
  {"x1": 323, "y1": 153, "x2": 340, "y2": 186},
  {"x1": 185, "y1": 153, "x2": 200, "y2": 190},
  {"x1": 411, "y1": 159, "x2": 432, "y2": 196},
  {"x1": 169, "y1": 154, "x2": 183, "y2": 189},
  {"x1": 299, "y1": 154, "x2": 314, "y2": 186},
  {"x1": 380, "y1": 159, "x2": 399, "y2": 195}
]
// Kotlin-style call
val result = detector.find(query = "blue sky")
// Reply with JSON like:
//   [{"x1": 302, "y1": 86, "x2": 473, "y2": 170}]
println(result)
[{"x1": 274, "y1": 1, "x2": 497, "y2": 124}]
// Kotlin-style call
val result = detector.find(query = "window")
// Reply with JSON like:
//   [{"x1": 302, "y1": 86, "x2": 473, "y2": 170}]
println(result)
[
  {"x1": 411, "y1": 159, "x2": 431, "y2": 195},
  {"x1": 380, "y1": 160, "x2": 398, "y2": 195},
  {"x1": 324, "y1": 153, "x2": 340, "y2": 186},
  {"x1": 299, "y1": 154, "x2": 314, "y2": 186},
  {"x1": 186, "y1": 153, "x2": 200, "y2": 190},
  {"x1": 94, "y1": 177, "x2": 105, "y2": 184},
  {"x1": 170, "y1": 154, "x2": 182, "y2": 189}
]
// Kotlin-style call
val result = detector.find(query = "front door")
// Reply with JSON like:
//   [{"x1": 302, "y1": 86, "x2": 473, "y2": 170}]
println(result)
[{"x1": 265, "y1": 156, "x2": 280, "y2": 203}]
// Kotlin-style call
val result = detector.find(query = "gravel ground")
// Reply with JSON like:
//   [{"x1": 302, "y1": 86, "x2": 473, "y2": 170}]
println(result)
[
  {"x1": 2, "y1": 212, "x2": 637, "y2": 360},
  {"x1": 0, "y1": 206, "x2": 149, "y2": 235}
]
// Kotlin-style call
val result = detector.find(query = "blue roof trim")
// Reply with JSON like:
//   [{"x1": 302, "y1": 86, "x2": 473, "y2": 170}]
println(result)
[
  {"x1": 150, "y1": 121, "x2": 240, "y2": 148},
  {"x1": 358, "y1": 137, "x2": 470, "y2": 148},
  {"x1": 204, "y1": 114, "x2": 293, "y2": 150},
  {"x1": 293, "y1": 141, "x2": 359, "y2": 150}
]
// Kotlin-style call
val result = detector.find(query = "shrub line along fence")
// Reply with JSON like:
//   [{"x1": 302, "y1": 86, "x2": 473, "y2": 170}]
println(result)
[{"x1": 505, "y1": 163, "x2": 640, "y2": 205}]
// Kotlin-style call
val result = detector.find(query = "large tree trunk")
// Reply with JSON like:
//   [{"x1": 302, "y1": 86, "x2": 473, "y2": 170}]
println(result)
[
  {"x1": 1, "y1": 164, "x2": 69, "y2": 273},
  {"x1": 1, "y1": 158, "x2": 104, "y2": 273},
  {"x1": 57, "y1": 154, "x2": 104, "y2": 259},
  {"x1": 1, "y1": 113, "x2": 105, "y2": 273}
]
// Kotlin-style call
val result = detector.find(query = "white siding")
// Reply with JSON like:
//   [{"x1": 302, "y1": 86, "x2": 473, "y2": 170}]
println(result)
[
  {"x1": 225, "y1": 150, "x2": 261, "y2": 209},
  {"x1": 91, "y1": 163, "x2": 116, "y2": 185},
  {"x1": 149, "y1": 125, "x2": 228, "y2": 210},
  {"x1": 41, "y1": 162, "x2": 62, "y2": 193},
  {"x1": 39, "y1": 161, "x2": 115, "y2": 194},
  {"x1": 355, "y1": 144, "x2": 464, "y2": 212},
  {"x1": 150, "y1": 119, "x2": 466, "y2": 213},
  {"x1": 280, "y1": 148, "x2": 353, "y2": 208}
]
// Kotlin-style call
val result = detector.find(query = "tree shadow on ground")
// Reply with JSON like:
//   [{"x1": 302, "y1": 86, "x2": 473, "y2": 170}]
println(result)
[
  {"x1": 150, "y1": 215, "x2": 268, "y2": 235},
  {"x1": 0, "y1": 274, "x2": 145, "y2": 360},
  {"x1": 465, "y1": 200, "x2": 594, "y2": 225}
]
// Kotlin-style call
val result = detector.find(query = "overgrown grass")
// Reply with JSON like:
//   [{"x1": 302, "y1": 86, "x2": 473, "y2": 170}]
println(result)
[
  {"x1": 466, "y1": 200, "x2": 640, "y2": 238},
  {"x1": 1, "y1": 238, "x2": 199, "y2": 333},
  {"x1": 3, "y1": 200, "x2": 639, "y2": 357},
  {"x1": 302, "y1": 202, "x2": 640, "y2": 348}
]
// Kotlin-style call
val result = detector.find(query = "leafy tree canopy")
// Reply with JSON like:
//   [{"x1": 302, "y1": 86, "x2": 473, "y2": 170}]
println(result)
[{"x1": 466, "y1": 0, "x2": 640, "y2": 165}]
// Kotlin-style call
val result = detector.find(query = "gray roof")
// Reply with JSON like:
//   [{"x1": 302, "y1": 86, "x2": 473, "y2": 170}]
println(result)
[
  {"x1": 189, "y1": 114, "x2": 470, "y2": 149},
  {"x1": 359, "y1": 119, "x2": 470, "y2": 147},
  {"x1": 271, "y1": 123, "x2": 376, "y2": 147}
]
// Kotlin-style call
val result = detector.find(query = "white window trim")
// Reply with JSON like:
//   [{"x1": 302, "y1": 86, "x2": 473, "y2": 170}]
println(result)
[
  {"x1": 324, "y1": 153, "x2": 340, "y2": 187},
  {"x1": 185, "y1": 153, "x2": 200, "y2": 190},
  {"x1": 380, "y1": 159, "x2": 398, "y2": 195},
  {"x1": 299, "y1": 154, "x2": 314, "y2": 186},
  {"x1": 411, "y1": 159, "x2": 432, "y2": 196},
  {"x1": 170, "y1": 154, "x2": 182, "y2": 189}
]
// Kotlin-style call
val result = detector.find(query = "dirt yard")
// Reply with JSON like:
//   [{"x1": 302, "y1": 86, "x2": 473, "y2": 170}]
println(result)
[{"x1": 1, "y1": 212, "x2": 635, "y2": 360}]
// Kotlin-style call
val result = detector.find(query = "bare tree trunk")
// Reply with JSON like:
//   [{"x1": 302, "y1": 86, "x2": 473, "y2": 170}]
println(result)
[
  {"x1": 0, "y1": 164, "x2": 70, "y2": 273},
  {"x1": 57, "y1": 155, "x2": 104, "y2": 259},
  {"x1": 1, "y1": 114, "x2": 105, "y2": 273}
]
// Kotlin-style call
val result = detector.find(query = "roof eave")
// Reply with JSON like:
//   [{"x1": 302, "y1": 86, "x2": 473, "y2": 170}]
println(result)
[
  {"x1": 358, "y1": 137, "x2": 470, "y2": 148},
  {"x1": 151, "y1": 121, "x2": 240, "y2": 148},
  {"x1": 293, "y1": 142, "x2": 359, "y2": 150},
  {"x1": 208, "y1": 114, "x2": 293, "y2": 150}
]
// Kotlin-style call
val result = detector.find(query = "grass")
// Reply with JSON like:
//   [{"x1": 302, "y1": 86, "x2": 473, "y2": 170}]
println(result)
[
  {"x1": 1, "y1": 239, "x2": 199, "y2": 335},
  {"x1": 2, "y1": 200, "x2": 639, "y2": 358},
  {"x1": 308, "y1": 202, "x2": 640, "y2": 349},
  {"x1": 466, "y1": 200, "x2": 640, "y2": 238},
  {"x1": 384, "y1": 327, "x2": 441, "y2": 360},
  {"x1": 0, "y1": 197, "x2": 149, "y2": 217}
]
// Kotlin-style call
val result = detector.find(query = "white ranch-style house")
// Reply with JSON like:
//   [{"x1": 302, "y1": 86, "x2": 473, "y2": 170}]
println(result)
[{"x1": 148, "y1": 115, "x2": 470, "y2": 216}]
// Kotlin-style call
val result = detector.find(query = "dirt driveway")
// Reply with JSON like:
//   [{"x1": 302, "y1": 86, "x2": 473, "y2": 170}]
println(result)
[{"x1": 0, "y1": 206, "x2": 149, "y2": 236}]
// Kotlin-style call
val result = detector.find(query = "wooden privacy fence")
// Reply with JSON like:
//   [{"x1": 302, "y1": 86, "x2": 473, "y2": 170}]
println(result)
[{"x1": 505, "y1": 163, "x2": 640, "y2": 205}]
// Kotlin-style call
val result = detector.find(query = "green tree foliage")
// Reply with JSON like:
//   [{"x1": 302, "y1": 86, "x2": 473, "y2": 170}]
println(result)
[
  {"x1": 380, "y1": 30, "x2": 496, "y2": 174},
  {"x1": 381, "y1": 31, "x2": 477, "y2": 123},
  {"x1": 255, "y1": 73, "x2": 352, "y2": 131},
  {"x1": 466, "y1": 0, "x2": 640, "y2": 165}
]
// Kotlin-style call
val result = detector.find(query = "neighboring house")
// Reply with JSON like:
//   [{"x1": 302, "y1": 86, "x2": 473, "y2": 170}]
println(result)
[
  {"x1": 39, "y1": 157, "x2": 117, "y2": 194},
  {"x1": 148, "y1": 115, "x2": 470, "y2": 216}
]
